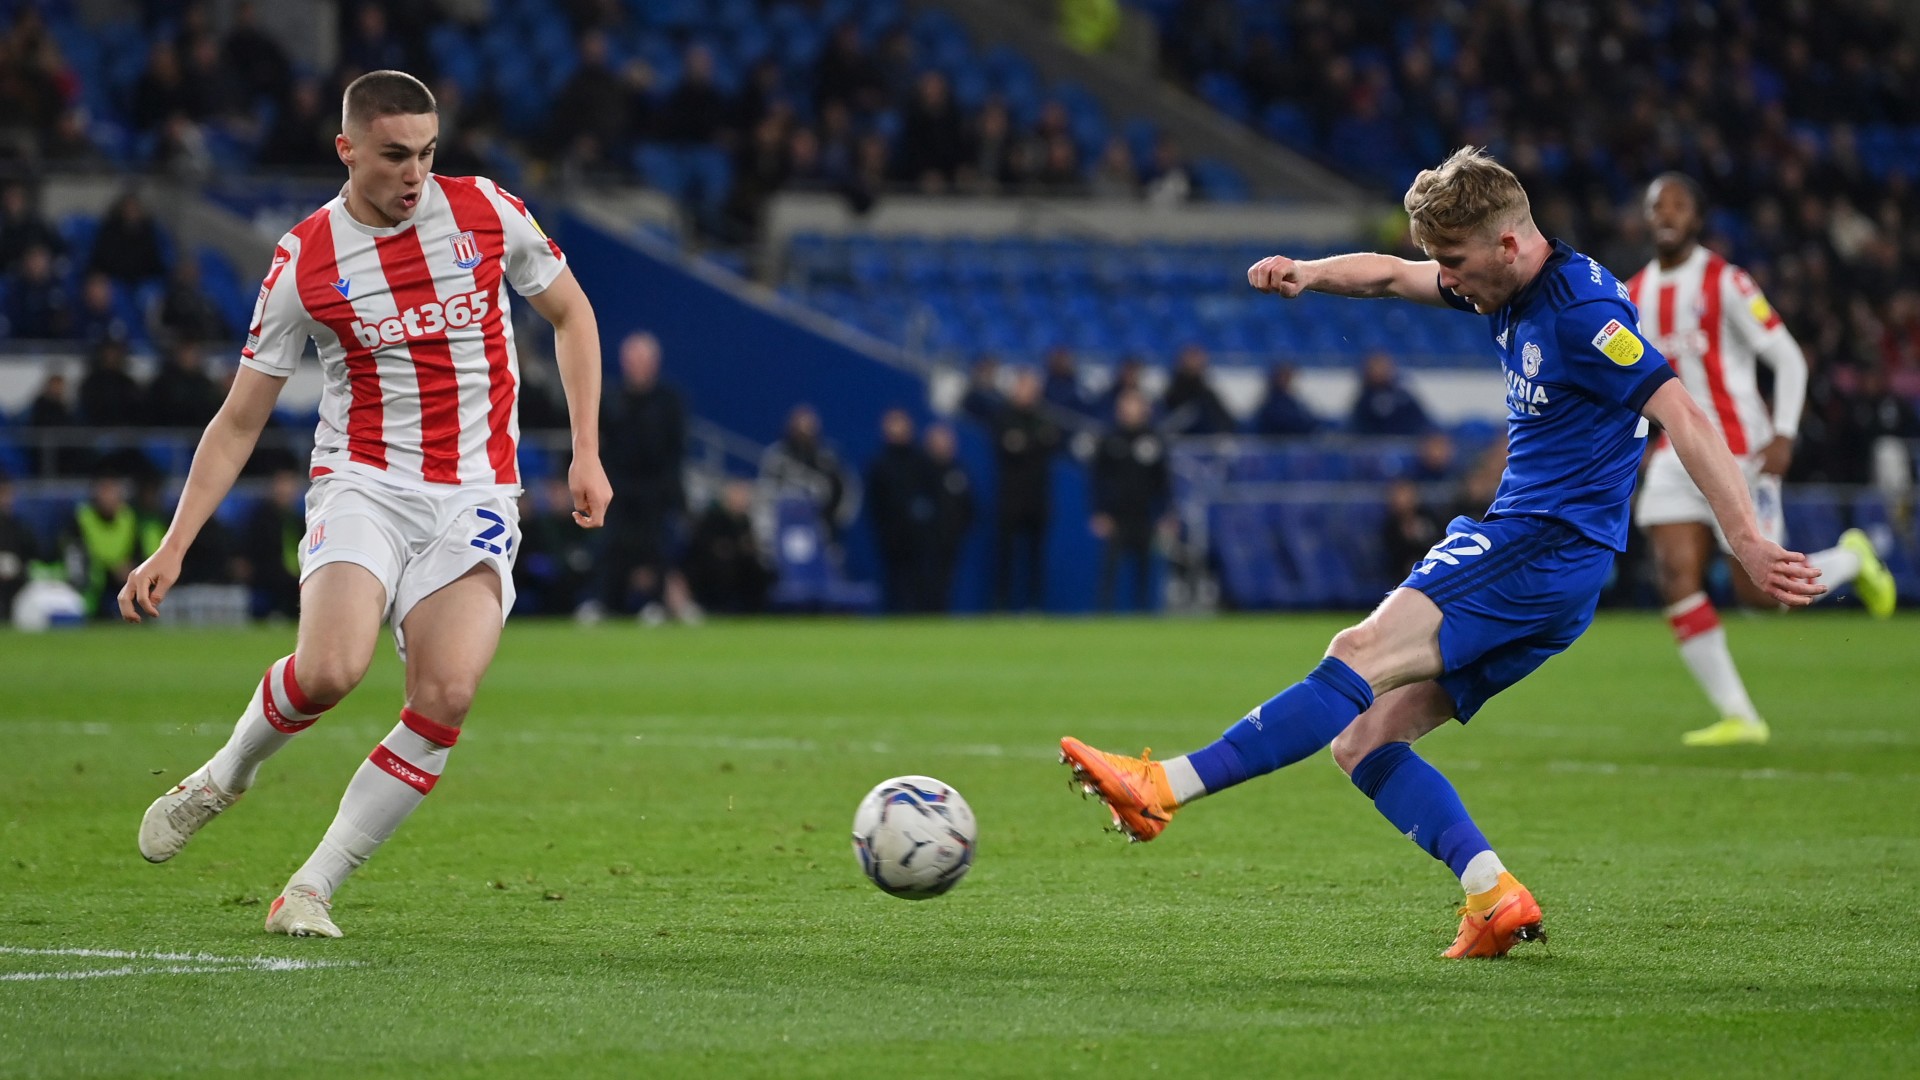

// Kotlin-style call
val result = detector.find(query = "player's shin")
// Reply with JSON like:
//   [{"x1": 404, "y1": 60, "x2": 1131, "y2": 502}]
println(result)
[
  {"x1": 1350, "y1": 741, "x2": 1504, "y2": 894},
  {"x1": 1666, "y1": 593, "x2": 1761, "y2": 724},
  {"x1": 1163, "y1": 657, "x2": 1375, "y2": 804},
  {"x1": 286, "y1": 708, "x2": 459, "y2": 899},
  {"x1": 207, "y1": 655, "x2": 333, "y2": 794}
]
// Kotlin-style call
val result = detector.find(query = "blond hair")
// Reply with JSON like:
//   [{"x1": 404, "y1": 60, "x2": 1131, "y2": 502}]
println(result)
[{"x1": 1403, "y1": 147, "x2": 1532, "y2": 248}]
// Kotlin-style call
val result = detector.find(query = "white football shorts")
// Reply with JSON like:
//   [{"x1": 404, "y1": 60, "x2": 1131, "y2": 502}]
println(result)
[
  {"x1": 298, "y1": 473, "x2": 520, "y2": 658},
  {"x1": 1634, "y1": 444, "x2": 1784, "y2": 551}
]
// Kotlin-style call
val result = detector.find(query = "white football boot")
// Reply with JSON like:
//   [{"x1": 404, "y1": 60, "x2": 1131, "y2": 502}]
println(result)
[
  {"x1": 265, "y1": 886, "x2": 343, "y2": 938},
  {"x1": 138, "y1": 765, "x2": 240, "y2": 863}
]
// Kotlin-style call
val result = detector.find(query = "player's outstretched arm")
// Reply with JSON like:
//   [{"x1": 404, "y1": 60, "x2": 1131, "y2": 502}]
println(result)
[
  {"x1": 1643, "y1": 379, "x2": 1825, "y2": 607},
  {"x1": 1247, "y1": 253, "x2": 1447, "y2": 307},
  {"x1": 527, "y1": 266, "x2": 612, "y2": 529},
  {"x1": 119, "y1": 366, "x2": 286, "y2": 622}
]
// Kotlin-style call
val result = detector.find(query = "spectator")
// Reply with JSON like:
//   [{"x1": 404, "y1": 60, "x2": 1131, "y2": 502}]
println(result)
[
  {"x1": 988, "y1": 369, "x2": 1062, "y2": 611},
  {"x1": 223, "y1": 1, "x2": 293, "y2": 107},
  {"x1": 960, "y1": 353, "x2": 1005, "y2": 425},
  {"x1": 1162, "y1": 344, "x2": 1235, "y2": 435},
  {"x1": 0, "y1": 472, "x2": 40, "y2": 619},
  {"x1": 63, "y1": 473, "x2": 137, "y2": 617},
  {"x1": 759, "y1": 403, "x2": 858, "y2": 544},
  {"x1": 23, "y1": 370, "x2": 74, "y2": 475},
  {"x1": 6, "y1": 244, "x2": 69, "y2": 338},
  {"x1": 961, "y1": 98, "x2": 1018, "y2": 193},
  {"x1": 683, "y1": 478, "x2": 773, "y2": 614},
  {"x1": 1450, "y1": 438, "x2": 1508, "y2": 522},
  {"x1": 1380, "y1": 478, "x2": 1441, "y2": 578},
  {"x1": 156, "y1": 258, "x2": 228, "y2": 343},
  {"x1": 1143, "y1": 137, "x2": 1193, "y2": 207},
  {"x1": 257, "y1": 77, "x2": 337, "y2": 170},
  {"x1": 896, "y1": 70, "x2": 965, "y2": 191},
  {"x1": 723, "y1": 110, "x2": 795, "y2": 241},
  {"x1": 590, "y1": 331, "x2": 695, "y2": 622},
  {"x1": 1348, "y1": 353, "x2": 1432, "y2": 436},
  {"x1": 1251, "y1": 363, "x2": 1321, "y2": 436},
  {"x1": 181, "y1": 33, "x2": 246, "y2": 131},
  {"x1": 87, "y1": 193, "x2": 167, "y2": 284},
  {"x1": 730, "y1": 57, "x2": 786, "y2": 136},
  {"x1": 659, "y1": 43, "x2": 728, "y2": 146},
  {"x1": 129, "y1": 39, "x2": 192, "y2": 132},
  {"x1": 1091, "y1": 389, "x2": 1170, "y2": 611},
  {"x1": 1042, "y1": 346, "x2": 1095, "y2": 421},
  {"x1": 341, "y1": 3, "x2": 410, "y2": 75},
  {"x1": 924, "y1": 422, "x2": 974, "y2": 612},
  {"x1": 514, "y1": 478, "x2": 596, "y2": 615},
  {"x1": 1034, "y1": 134, "x2": 1084, "y2": 194},
  {"x1": 78, "y1": 341, "x2": 141, "y2": 427},
  {"x1": 547, "y1": 30, "x2": 632, "y2": 163},
  {"x1": 813, "y1": 21, "x2": 882, "y2": 117},
  {"x1": 866, "y1": 408, "x2": 938, "y2": 613},
  {"x1": 1098, "y1": 356, "x2": 1150, "y2": 420},
  {"x1": 0, "y1": 181, "x2": 63, "y2": 272},
  {"x1": 237, "y1": 468, "x2": 303, "y2": 619},
  {"x1": 72, "y1": 271, "x2": 129, "y2": 345},
  {"x1": 43, "y1": 107, "x2": 105, "y2": 168},
  {"x1": 145, "y1": 341, "x2": 223, "y2": 429},
  {"x1": 1410, "y1": 431, "x2": 1456, "y2": 482},
  {"x1": 1088, "y1": 137, "x2": 1139, "y2": 199}
]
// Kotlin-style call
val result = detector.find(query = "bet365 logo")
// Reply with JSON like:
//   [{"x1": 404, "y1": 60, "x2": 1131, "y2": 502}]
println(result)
[{"x1": 350, "y1": 288, "x2": 491, "y2": 348}]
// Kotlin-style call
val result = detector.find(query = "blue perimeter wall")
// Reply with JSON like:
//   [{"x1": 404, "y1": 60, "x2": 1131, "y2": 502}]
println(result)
[{"x1": 552, "y1": 212, "x2": 1111, "y2": 613}]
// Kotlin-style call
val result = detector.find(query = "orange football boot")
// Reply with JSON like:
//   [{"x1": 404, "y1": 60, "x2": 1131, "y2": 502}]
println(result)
[
  {"x1": 1059, "y1": 737, "x2": 1179, "y2": 842},
  {"x1": 1442, "y1": 872, "x2": 1546, "y2": 958}
]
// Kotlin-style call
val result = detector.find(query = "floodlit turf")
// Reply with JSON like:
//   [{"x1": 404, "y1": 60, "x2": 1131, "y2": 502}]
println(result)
[{"x1": 2, "y1": 613, "x2": 1917, "y2": 1077}]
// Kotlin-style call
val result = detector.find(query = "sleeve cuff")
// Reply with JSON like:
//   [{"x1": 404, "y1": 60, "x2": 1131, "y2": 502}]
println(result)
[
  {"x1": 1625, "y1": 363, "x2": 1676, "y2": 414},
  {"x1": 516, "y1": 254, "x2": 568, "y2": 297},
  {"x1": 238, "y1": 353, "x2": 295, "y2": 378}
]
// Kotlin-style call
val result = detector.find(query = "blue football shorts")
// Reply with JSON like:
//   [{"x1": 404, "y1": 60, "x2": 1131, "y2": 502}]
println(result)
[{"x1": 1398, "y1": 514, "x2": 1615, "y2": 722}]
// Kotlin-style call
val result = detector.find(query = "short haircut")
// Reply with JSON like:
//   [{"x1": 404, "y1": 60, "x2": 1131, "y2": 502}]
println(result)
[
  {"x1": 1646, "y1": 171, "x2": 1707, "y2": 216},
  {"x1": 341, "y1": 70, "x2": 437, "y2": 133},
  {"x1": 1403, "y1": 147, "x2": 1532, "y2": 248}
]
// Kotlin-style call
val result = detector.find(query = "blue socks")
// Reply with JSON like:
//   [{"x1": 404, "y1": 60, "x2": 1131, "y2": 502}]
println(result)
[
  {"x1": 1349, "y1": 742, "x2": 1492, "y2": 879},
  {"x1": 1185, "y1": 657, "x2": 1375, "y2": 793}
]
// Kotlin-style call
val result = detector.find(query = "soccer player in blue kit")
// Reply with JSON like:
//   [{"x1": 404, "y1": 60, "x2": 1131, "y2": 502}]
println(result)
[{"x1": 1059, "y1": 148, "x2": 1826, "y2": 958}]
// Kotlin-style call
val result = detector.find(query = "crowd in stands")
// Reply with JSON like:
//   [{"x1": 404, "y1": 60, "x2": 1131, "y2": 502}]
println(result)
[{"x1": 1144, "y1": 0, "x2": 1920, "y2": 483}]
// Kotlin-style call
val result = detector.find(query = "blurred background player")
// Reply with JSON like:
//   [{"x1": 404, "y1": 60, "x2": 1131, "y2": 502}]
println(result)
[
  {"x1": 120, "y1": 70, "x2": 612, "y2": 938},
  {"x1": 1061, "y1": 149, "x2": 1823, "y2": 959},
  {"x1": 1630, "y1": 173, "x2": 1896, "y2": 748}
]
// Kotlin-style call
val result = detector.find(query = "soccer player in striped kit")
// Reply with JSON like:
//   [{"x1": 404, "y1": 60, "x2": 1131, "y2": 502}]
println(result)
[
  {"x1": 120, "y1": 71, "x2": 613, "y2": 937},
  {"x1": 1630, "y1": 174, "x2": 1895, "y2": 748}
]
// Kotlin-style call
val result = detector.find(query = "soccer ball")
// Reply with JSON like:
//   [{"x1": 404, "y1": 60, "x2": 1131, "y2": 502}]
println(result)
[{"x1": 850, "y1": 776, "x2": 976, "y2": 899}]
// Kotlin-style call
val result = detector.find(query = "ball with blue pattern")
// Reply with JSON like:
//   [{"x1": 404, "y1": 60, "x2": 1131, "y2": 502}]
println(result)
[{"x1": 850, "y1": 776, "x2": 977, "y2": 900}]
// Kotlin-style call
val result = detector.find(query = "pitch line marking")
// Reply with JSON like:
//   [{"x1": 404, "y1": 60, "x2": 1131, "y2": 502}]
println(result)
[{"x1": 0, "y1": 946, "x2": 358, "y2": 982}]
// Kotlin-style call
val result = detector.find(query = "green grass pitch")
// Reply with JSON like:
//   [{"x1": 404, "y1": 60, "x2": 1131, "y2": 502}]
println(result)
[{"x1": 2, "y1": 613, "x2": 1917, "y2": 1077}]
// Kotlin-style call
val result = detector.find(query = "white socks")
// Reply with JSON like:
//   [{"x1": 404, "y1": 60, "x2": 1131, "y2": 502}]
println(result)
[
  {"x1": 1666, "y1": 593, "x2": 1761, "y2": 725},
  {"x1": 287, "y1": 709, "x2": 459, "y2": 900},
  {"x1": 207, "y1": 656, "x2": 330, "y2": 794},
  {"x1": 1807, "y1": 544, "x2": 1862, "y2": 591},
  {"x1": 1460, "y1": 850, "x2": 1508, "y2": 896},
  {"x1": 1161, "y1": 754, "x2": 1207, "y2": 805}
]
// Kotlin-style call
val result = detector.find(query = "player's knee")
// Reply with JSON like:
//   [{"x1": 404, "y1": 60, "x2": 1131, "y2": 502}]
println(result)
[
  {"x1": 1328, "y1": 727, "x2": 1372, "y2": 776},
  {"x1": 293, "y1": 653, "x2": 368, "y2": 706},
  {"x1": 408, "y1": 679, "x2": 476, "y2": 727},
  {"x1": 1327, "y1": 622, "x2": 1375, "y2": 667}
]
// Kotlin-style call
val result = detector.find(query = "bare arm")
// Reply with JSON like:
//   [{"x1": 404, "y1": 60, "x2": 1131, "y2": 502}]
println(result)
[
  {"x1": 526, "y1": 266, "x2": 612, "y2": 529},
  {"x1": 1248, "y1": 253, "x2": 1447, "y2": 307},
  {"x1": 118, "y1": 365, "x2": 285, "y2": 621},
  {"x1": 1643, "y1": 379, "x2": 1824, "y2": 606}
]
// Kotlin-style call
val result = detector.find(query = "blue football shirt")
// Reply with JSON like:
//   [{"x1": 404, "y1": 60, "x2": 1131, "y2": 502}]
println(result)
[{"x1": 1439, "y1": 240, "x2": 1676, "y2": 551}]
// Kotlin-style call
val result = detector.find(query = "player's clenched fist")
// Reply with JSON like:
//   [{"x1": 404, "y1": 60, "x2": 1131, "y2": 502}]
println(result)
[
  {"x1": 118, "y1": 548, "x2": 183, "y2": 622},
  {"x1": 570, "y1": 455, "x2": 613, "y2": 529},
  {"x1": 1248, "y1": 255, "x2": 1311, "y2": 298}
]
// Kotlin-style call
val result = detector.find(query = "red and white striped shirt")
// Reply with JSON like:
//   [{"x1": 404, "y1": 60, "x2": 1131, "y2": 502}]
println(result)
[
  {"x1": 1627, "y1": 245, "x2": 1802, "y2": 456},
  {"x1": 240, "y1": 174, "x2": 567, "y2": 489}
]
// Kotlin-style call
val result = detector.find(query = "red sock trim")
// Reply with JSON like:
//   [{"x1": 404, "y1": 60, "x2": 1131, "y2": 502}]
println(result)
[
  {"x1": 368, "y1": 744, "x2": 439, "y2": 794},
  {"x1": 281, "y1": 654, "x2": 327, "y2": 716},
  {"x1": 259, "y1": 671, "x2": 313, "y2": 734},
  {"x1": 1668, "y1": 597, "x2": 1720, "y2": 642},
  {"x1": 400, "y1": 707, "x2": 461, "y2": 748}
]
